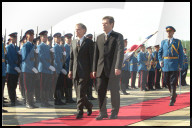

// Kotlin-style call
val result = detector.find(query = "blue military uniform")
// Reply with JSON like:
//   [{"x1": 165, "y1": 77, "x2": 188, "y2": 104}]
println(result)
[
  {"x1": 6, "y1": 32, "x2": 21, "y2": 106},
  {"x1": 2, "y1": 42, "x2": 7, "y2": 110},
  {"x1": 37, "y1": 30, "x2": 54, "y2": 107},
  {"x1": 152, "y1": 48, "x2": 162, "y2": 89},
  {"x1": 21, "y1": 29, "x2": 39, "y2": 108},
  {"x1": 63, "y1": 33, "x2": 76, "y2": 103},
  {"x1": 120, "y1": 48, "x2": 130, "y2": 94},
  {"x1": 158, "y1": 26, "x2": 184, "y2": 106},
  {"x1": 181, "y1": 49, "x2": 188, "y2": 86},
  {"x1": 137, "y1": 47, "x2": 148, "y2": 91},
  {"x1": 129, "y1": 53, "x2": 138, "y2": 89},
  {"x1": 146, "y1": 50, "x2": 155, "y2": 90},
  {"x1": 53, "y1": 32, "x2": 66, "y2": 105}
]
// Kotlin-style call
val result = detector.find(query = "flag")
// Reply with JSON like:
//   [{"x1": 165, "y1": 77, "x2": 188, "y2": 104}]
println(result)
[
  {"x1": 145, "y1": 34, "x2": 153, "y2": 39},
  {"x1": 123, "y1": 44, "x2": 140, "y2": 62}
]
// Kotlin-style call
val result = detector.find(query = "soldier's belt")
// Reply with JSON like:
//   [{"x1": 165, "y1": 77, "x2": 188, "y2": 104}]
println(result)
[
  {"x1": 130, "y1": 63, "x2": 137, "y2": 65},
  {"x1": 2, "y1": 59, "x2": 5, "y2": 62},
  {"x1": 163, "y1": 57, "x2": 178, "y2": 59}
]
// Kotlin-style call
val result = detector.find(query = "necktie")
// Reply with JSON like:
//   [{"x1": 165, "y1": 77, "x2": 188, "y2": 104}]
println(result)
[
  {"x1": 168, "y1": 39, "x2": 170, "y2": 45},
  {"x1": 77, "y1": 40, "x2": 80, "y2": 52},
  {"x1": 105, "y1": 34, "x2": 108, "y2": 41}
]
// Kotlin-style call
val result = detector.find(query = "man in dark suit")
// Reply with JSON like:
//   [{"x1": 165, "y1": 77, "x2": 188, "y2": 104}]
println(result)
[
  {"x1": 92, "y1": 16, "x2": 124, "y2": 120},
  {"x1": 68, "y1": 23, "x2": 94, "y2": 119}
]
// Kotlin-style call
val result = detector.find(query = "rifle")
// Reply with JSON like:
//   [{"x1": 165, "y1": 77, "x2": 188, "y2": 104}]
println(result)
[
  {"x1": 93, "y1": 32, "x2": 96, "y2": 42},
  {"x1": 19, "y1": 29, "x2": 22, "y2": 49},
  {"x1": 36, "y1": 26, "x2": 38, "y2": 38},
  {"x1": 4, "y1": 29, "x2": 6, "y2": 47},
  {"x1": 50, "y1": 26, "x2": 52, "y2": 36},
  {"x1": 73, "y1": 31, "x2": 75, "y2": 40}
]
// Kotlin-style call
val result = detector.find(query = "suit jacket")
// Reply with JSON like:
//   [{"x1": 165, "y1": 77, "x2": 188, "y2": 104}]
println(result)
[
  {"x1": 69, "y1": 36, "x2": 94, "y2": 79},
  {"x1": 6, "y1": 43, "x2": 20, "y2": 74},
  {"x1": 93, "y1": 30, "x2": 124, "y2": 78}
]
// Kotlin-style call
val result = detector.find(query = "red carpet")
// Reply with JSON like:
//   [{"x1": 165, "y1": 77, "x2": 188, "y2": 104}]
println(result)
[{"x1": 20, "y1": 92, "x2": 190, "y2": 126}]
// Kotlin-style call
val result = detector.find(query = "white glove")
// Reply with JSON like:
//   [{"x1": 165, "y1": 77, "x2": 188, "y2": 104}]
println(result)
[
  {"x1": 14, "y1": 67, "x2": 21, "y2": 73},
  {"x1": 17, "y1": 51, "x2": 21, "y2": 55},
  {"x1": 160, "y1": 61, "x2": 164, "y2": 67},
  {"x1": 49, "y1": 65, "x2": 56, "y2": 71},
  {"x1": 34, "y1": 49, "x2": 39, "y2": 54},
  {"x1": 61, "y1": 69, "x2": 67, "y2": 75},
  {"x1": 63, "y1": 51, "x2": 66, "y2": 56},
  {"x1": 32, "y1": 67, "x2": 38, "y2": 74},
  {"x1": 50, "y1": 48, "x2": 54, "y2": 53}
]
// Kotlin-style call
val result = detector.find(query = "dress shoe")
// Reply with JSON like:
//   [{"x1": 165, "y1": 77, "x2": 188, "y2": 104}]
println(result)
[
  {"x1": 88, "y1": 96, "x2": 97, "y2": 100},
  {"x1": 95, "y1": 114, "x2": 108, "y2": 120},
  {"x1": 3, "y1": 100, "x2": 8, "y2": 103},
  {"x1": 87, "y1": 103, "x2": 93, "y2": 116},
  {"x1": 2, "y1": 109, "x2": 8, "y2": 113},
  {"x1": 76, "y1": 114, "x2": 83, "y2": 119},
  {"x1": 3, "y1": 104, "x2": 8, "y2": 107},
  {"x1": 66, "y1": 99, "x2": 76, "y2": 103},
  {"x1": 3, "y1": 97, "x2": 8, "y2": 100},
  {"x1": 26, "y1": 104, "x2": 38, "y2": 109},
  {"x1": 109, "y1": 114, "x2": 118, "y2": 119},
  {"x1": 41, "y1": 103, "x2": 53, "y2": 107},
  {"x1": 169, "y1": 100, "x2": 174, "y2": 106},
  {"x1": 55, "y1": 100, "x2": 66, "y2": 105}
]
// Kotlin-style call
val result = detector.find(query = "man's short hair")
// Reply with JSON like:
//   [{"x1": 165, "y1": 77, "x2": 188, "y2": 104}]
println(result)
[
  {"x1": 76, "y1": 23, "x2": 87, "y2": 33},
  {"x1": 102, "y1": 16, "x2": 115, "y2": 25}
]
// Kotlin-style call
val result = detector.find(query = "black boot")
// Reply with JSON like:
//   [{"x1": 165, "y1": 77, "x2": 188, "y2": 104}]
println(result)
[{"x1": 66, "y1": 88, "x2": 76, "y2": 103}]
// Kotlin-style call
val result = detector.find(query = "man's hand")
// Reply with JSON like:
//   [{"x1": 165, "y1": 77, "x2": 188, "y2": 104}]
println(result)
[
  {"x1": 68, "y1": 71, "x2": 72, "y2": 79},
  {"x1": 115, "y1": 69, "x2": 121, "y2": 76},
  {"x1": 92, "y1": 72, "x2": 96, "y2": 78}
]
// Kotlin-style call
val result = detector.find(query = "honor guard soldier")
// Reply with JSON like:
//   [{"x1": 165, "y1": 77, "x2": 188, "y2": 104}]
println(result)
[
  {"x1": 129, "y1": 52, "x2": 138, "y2": 89},
  {"x1": 120, "y1": 39, "x2": 130, "y2": 95},
  {"x1": 53, "y1": 32, "x2": 67, "y2": 105},
  {"x1": 18, "y1": 36, "x2": 27, "y2": 104},
  {"x1": 181, "y1": 48, "x2": 189, "y2": 86},
  {"x1": 47, "y1": 36, "x2": 55, "y2": 101},
  {"x1": 6, "y1": 32, "x2": 22, "y2": 106},
  {"x1": 85, "y1": 34, "x2": 97, "y2": 100},
  {"x1": 146, "y1": 46, "x2": 155, "y2": 90},
  {"x1": 64, "y1": 33, "x2": 76, "y2": 103},
  {"x1": 152, "y1": 44, "x2": 162, "y2": 89},
  {"x1": 158, "y1": 26, "x2": 184, "y2": 106},
  {"x1": 21, "y1": 29, "x2": 39, "y2": 108},
  {"x1": 2, "y1": 38, "x2": 8, "y2": 112},
  {"x1": 137, "y1": 44, "x2": 149, "y2": 91},
  {"x1": 33, "y1": 37, "x2": 41, "y2": 103},
  {"x1": 37, "y1": 30, "x2": 55, "y2": 107}
]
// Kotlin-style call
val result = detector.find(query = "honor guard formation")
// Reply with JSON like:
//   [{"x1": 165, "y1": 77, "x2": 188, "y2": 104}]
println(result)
[{"x1": 2, "y1": 16, "x2": 189, "y2": 120}]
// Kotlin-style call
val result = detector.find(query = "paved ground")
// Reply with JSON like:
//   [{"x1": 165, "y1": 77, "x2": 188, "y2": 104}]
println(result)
[{"x1": 2, "y1": 76, "x2": 190, "y2": 126}]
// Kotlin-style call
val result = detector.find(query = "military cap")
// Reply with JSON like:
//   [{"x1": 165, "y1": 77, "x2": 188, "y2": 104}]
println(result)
[
  {"x1": 64, "y1": 33, "x2": 73, "y2": 38},
  {"x1": 154, "y1": 44, "x2": 159, "y2": 47},
  {"x1": 86, "y1": 34, "x2": 93, "y2": 38},
  {"x1": 53, "y1": 33, "x2": 61, "y2": 38},
  {"x1": 166, "y1": 26, "x2": 176, "y2": 32},
  {"x1": 9, "y1": 32, "x2": 17, "y2": 37},
  {"x1": 25, "y1": 29, "x2": 34, "y2": 36},
  {"x1": 124, "y1": 38, "x2": 127, "y2": 41},
  {"x1": 140, "y1": 44, "x2": 145, "y2": 47},
  {"x1": 146, "y1": 46, "x2": 152, "y2": 49},
  {"x1": 39, "y1": 30, "x2": 48, "y2": 36},
  {"x1": 48, "y1": 36, "x2": 53, "y2": 41},
  {"x1": 8, "y1": 38, "x2": 11, "y2": 41}
]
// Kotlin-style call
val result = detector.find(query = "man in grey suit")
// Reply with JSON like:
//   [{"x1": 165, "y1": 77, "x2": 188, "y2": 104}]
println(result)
[
  {"x1": 92, "y1": 16, "x2": 124, "y2": 120},
  {"x1": 68, "y1": 23, "x2": 94, "y2": 119}
]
